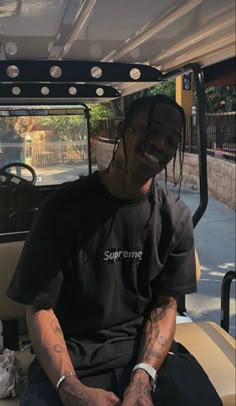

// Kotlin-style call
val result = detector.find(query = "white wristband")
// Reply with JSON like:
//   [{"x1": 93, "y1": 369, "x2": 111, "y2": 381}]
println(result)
[
  {"x1": 132, "y1": 363, "x2": 157, "y2": 392},
  {"x1": 56, "y1": 372, "x2": 77, "y2": 392}
]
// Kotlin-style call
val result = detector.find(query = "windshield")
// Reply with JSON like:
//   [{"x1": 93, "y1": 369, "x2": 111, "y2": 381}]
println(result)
[{"x1": 0, "y1": 107, "x2": 97, "y2": 185}]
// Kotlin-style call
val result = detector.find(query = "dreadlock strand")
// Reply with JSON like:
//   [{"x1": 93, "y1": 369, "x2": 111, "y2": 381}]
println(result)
[
  {"x1": 122, "y1": 135, "x2": 129, "y2": 173},
  {"x1": 164, "y1": 166, "x2": 168, "y2": 194},
  {"x1": 145, "y1": 175, "x2": 156, "y2": 227},
  {"x1": 172, "y1": 152, "x2": 178, "y2": 186}
]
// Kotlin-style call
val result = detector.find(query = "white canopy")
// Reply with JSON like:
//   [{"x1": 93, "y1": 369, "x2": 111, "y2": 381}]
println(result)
[{"x1": 0, "y1": 0, "x2": 235, "y2": 99}]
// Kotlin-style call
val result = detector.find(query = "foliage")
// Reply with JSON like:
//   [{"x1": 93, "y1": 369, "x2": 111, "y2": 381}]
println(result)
[
  {"x1": 111, "y1": 79, "x2": 176, "y2": 115},
  {"x1": 89, "y1": 104, "x2": 114, "y2": 133},
  {"x1": 115, "y1": 81, "x2": 235, "y2": 115},
  {"x1": 37, "y1": 115, "x2": 86, "y2": 141},
  {"x1": 204, "y1": 85, "x2": 236, "y2": 113},
  {"x1": 146, "y1": 80, "x2": 176, "y2": 100},
  {"x1": 37, "y1": 104, "x2": 114, "y2": 141}
]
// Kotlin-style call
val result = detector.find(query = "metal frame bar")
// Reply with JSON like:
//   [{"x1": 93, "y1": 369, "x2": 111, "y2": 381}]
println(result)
[
  {"x1": 84, "y1": 108, "x2": 92, "y2": 174},
  {"x1": 163, "y1": 63, "x2": 208, "y2": 315},
  {"x1": 188, "y1": 64, "x2": 208, "y2": 227},
  {"x1": 0, "y1": 83, "x2": 120, "y2": 99},
  {"x1": 221, "y1": 270, "x2": 236, "y2": 332},
  {"x1": 163, "y1": 63, "x2": 208, "y2": 228}
]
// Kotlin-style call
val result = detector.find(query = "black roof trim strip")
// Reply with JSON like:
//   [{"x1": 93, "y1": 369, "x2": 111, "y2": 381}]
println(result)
[
  {"x1": 0, "y1": 83, "x2": 120, "y2": 98},
  {"x1": 0, "y1": 60, "x2": 162, "y2": 82}
]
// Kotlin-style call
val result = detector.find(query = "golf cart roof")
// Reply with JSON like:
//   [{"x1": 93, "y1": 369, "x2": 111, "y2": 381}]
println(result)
[{"x1": 0, "y1": 0, "x2": 235, "y2": 103}]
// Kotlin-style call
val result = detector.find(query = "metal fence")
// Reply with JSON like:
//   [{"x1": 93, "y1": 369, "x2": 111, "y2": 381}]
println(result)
[
  {"x1": 31, "y1": 142, "x2": 88, "y2": 167},
  {"x1": 98, "y1": 113, "x2": 236, "y2": 158},
  {"x1": 0, "y1": 141, "x2": 89, "y2": 168},
  {"x1": 205, "y1": 112, "x2": 236, "y2": 154},
  {"x1": 191, "y1": 112, "x2": 236, "y2": 157}
]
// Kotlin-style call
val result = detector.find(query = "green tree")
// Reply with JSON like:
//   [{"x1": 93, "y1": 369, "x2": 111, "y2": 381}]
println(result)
[
  {"x1": 89, "y1": 104, "x2": 114, "y2": 134},
  {"x1": 37, "y1": 104, "x2": 114, "y2": 141},
  {"x1": 147, "y1": 80, "x2": 176, "y2": 100},
  {"x1": 110, "y1": 79, "x2": 176, "y2": 116},
  {"x1": 205, "y1": 85, "x2": 236, "y2": 113},
  {"x1": 38, "y1": 115, "x2": 86, "y2": 141}
]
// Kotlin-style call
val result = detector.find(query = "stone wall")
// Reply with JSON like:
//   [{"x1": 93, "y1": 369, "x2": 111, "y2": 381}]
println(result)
[
  {"x1": 96, "y1": 140, "x2": 236, "y2": 210},
  {"x1": 207, "y1": 156, "x2": 235, "y2": 209}
]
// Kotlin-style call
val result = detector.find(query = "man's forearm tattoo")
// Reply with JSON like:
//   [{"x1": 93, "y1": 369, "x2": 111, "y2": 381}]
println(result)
[
  {"x1": 151, "y1": 297, "x2": 176, "y2": 322},
  {"x1": 54, "y1": 344, "x2": 65, "y2": 353},
  {"x1": 70, "y1": 387, "x2": 95, "y2": 406},
  {"x1": 61, "y1": 379, "x2": 96, "y2": 406},
  {"x1": 144, "y1": 348, "x2": 161, "y2": 360},
  {"x1": 50, "y1": 319, "x2": 63, "y2": 336},
  {"x1": 140, "y1": 297, "x2": 176, "y2": 363},
  {"x1": 125, "y1": 378, "x2": 152, "y2": 401}
]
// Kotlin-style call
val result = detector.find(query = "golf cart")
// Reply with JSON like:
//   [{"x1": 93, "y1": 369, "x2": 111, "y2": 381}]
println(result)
[{"x1": 0, "y1": 1, "x2": 235, "y2": 404}]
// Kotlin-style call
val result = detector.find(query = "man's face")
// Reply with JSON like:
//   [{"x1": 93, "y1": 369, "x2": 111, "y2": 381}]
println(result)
[{"x1": 123, "y1": 102, "x2": 183, "y2": 179}]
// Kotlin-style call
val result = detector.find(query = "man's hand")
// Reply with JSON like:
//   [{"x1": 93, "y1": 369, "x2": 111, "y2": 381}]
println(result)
[
  {"x1": 121, "y1": 370, "x2": 153, "y2": 406},
  {"x1": 59, "y1": 377, "x2": 121, "y2": 405}
]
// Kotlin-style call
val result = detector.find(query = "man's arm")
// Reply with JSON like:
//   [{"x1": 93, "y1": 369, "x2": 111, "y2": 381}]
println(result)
[
  {"x1": 26, "y1": 305, "x2": 120, "y2": 405},
  {"x1": 26, "y1": 305, "x2": 77, "y2": 388},
  {"x1": 122, "y1": 294, "x2": 177, "y2": 405},
  {"x1": 137, "y1": 294, "x2": 177, "y2": 368}
]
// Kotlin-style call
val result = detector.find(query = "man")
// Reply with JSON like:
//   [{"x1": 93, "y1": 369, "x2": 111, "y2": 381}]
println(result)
[
  {"x1": 7, "y1": 95, "x2": 221, "y2": 405},
  {"x1": 1, "y1": 122, "x2": 23, "y2": 177}
]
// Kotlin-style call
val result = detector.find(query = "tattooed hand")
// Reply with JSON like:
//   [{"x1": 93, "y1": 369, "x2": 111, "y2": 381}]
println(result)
[
  {"x1": 59, "y1": 378, "x2": 121, "y2": 406},
  {"x1": 121, "y1": 371, "x2": 153, "y2": 406}
]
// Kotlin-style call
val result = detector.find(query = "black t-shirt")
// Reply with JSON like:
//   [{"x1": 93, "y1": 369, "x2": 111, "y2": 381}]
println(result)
[{"x1": 7, "y1": 172, "x2": 196, "y2": 376}]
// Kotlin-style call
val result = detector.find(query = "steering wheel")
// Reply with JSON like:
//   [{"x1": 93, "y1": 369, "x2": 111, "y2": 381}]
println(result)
[{"x1": 0, "y1": 162, "x2": 37, "y2": 187}]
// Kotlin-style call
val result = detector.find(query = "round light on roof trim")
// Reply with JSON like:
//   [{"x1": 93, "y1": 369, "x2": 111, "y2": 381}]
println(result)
[
  {"x1": 90, "y1": 66, "x2": 102, "y2": 79},
  {"x1": 12, "y1": 86, "x2": 21, "y2": 96},
  {"x1": 130, "y1": 68, "x2": 141, "y2": 80},
  {"x1": 96, "y1": 88, "x2": 104, "y2": 96},
  {"x1": 6, "y1": 65, "x2": 20, "y2": 79},
  {"x1": 41, "y1": 87, "x2": 50, "y2": 95},
  {"x1": 5, "y1": 42, "x2": 18, "y2": 56},
  {"x1": 50, "y1": 66, "x2": 62, "y2": 79},
  {"x1": 69, "y1": 87, "x2": 77, "y2": 95}
]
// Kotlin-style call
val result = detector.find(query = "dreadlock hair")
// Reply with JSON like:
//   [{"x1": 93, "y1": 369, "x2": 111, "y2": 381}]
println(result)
[
  {"x1": 124, "y1": 94, "x2": 186, "y2": 198},
  {"x1": 107, "y1": 94, "x2": 186, "y2": 197}
]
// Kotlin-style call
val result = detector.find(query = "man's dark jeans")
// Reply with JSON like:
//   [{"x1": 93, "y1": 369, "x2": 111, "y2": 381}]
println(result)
[{"x1": 20, "y1": 352, "x2": 222, "y2": 406}]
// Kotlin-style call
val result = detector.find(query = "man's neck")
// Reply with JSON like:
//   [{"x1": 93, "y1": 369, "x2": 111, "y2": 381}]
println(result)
[{"x1": 98, "y1": 168, "x2": 152, "y2": 200}]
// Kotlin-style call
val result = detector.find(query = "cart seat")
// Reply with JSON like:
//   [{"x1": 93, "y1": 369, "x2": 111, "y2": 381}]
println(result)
[{"x1": 175, "y1": 321, "x2": 236, "y2": 406}]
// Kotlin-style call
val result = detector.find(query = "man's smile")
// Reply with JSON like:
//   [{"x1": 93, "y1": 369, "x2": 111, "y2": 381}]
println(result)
[{"x1": 138, "y1": 143, "x2": 168, "y2": 165}]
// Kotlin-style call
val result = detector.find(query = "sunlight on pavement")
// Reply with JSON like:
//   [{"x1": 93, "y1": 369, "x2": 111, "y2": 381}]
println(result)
[
  {"x1": 218, "y1": 262, "x2": 235, "y2": 269},
  {"x1": 200, "y1": 265, "x2": 211, "y2": 271}
]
